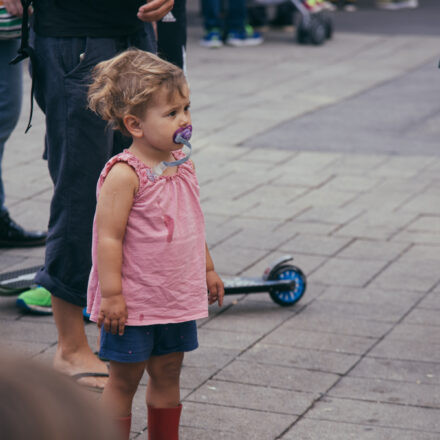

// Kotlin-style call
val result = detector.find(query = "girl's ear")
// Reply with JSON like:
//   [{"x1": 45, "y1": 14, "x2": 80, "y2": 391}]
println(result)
[{"x1": 123, "y1": 115, "x2": 143, "y2": 138}]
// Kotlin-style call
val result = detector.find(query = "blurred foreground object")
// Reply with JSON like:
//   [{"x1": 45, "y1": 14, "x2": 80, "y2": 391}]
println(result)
[{"x1": 0, "y1": 354, "x2": 121, "y2": 440}]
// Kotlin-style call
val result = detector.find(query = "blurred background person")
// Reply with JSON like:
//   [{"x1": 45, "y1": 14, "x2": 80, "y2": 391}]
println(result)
[
  {"x1": 200, "y1": 0, "x2": 263, "y2": 48},
  {"x1": 0, "y1": 1, "x2": 47, "y2": 248}
]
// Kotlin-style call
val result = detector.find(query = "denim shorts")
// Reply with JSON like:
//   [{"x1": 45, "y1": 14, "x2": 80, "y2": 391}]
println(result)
[{"x1": 99, "y1": 320, "x2": 198, "y2": 363}]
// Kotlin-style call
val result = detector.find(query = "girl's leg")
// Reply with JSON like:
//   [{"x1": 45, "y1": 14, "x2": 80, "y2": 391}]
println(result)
[
  {"x1": 102, "y1": 360, "x2": 146, "y2": 439},
  {"x1": 146, "y1": 352, "x2": 184, "y2": 440},
  {"x1": 102, "y1": 360, "x2": 146, "y2": 415},
  {"x1": 146, "y1": 351, "x2": 183, "y2": 407}
]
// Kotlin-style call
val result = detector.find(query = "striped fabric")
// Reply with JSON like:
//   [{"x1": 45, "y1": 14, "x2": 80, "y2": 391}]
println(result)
[{"x1": 0, "y1": 6, "x2": 22, "y2": 39}]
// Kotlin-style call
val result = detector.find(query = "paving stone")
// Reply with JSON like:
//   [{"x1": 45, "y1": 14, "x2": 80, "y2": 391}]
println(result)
[
  {"x1": 241, "y1": 343, "x2": 359, "y2": 375},
  {"x1": 329, "y1": 376, "x2": 440, "y2": 408},
  {"x1": 399, "y1": 244, "x2": 440, "y2": 262},
  {"x1": 0, "y1": 296, "x2": 23, "y2": 321},
  {"x1": 182, "y1": 345, "x2": 240, "y2": 370},
  {"x1": 1, "y1": 319, "x2": 58, "y2": 344},
  {"x1": 180, "y1": 401, "x2": 293, "y2": 440},
  {"x1": 281, "y1": 312, "x2": 392, "y2": 338},
  {"x1": 310, "y1": 257, "x2": 388, "y2": 287},
  {"x1": 214, "y1": 359, "x2": 339, "y2": 395},
  {"x1": 280, "y1": 234, "x2": 352, "y2": 257},
  {"x1": 208, "y1": 243, "x2": 269, "y2": 276},
  {"x1": 197, "y1": 328, "x2": 259, "y2": 351},
  {"x1": 261, "y1": 327, "x2": 375, "y2": 355},
  {"x1": 302, "y1": 298, "x2": 412, "y2": 323},
  {"x1": 307, "y1": 397, "x2": 440, "y2": 432},
  {"x1": 369, "y1": 259, "x2": 440, "y2": 292},
  {"x1": 399, "y1": 188, "x2": 440, "y2": 215},
  {"x1": 403, "y1": 307, "x2": 440, "y2": 327},
  {"x1": 202, "y1": 299, "x2": 293, "y2": 334},
  {"x1": 407, "y1": 216, "x2": 440, "y2": 234},
  {"x1": 350, "y1": 357, "x2": 440, "y2": 385},
  {"x1": 370, "y1": 338, "x2": 440, "y2": 363},
  {"x1": 282, "y1": 418, "x2": 440, "y2": 440},
  {"x1": 188, "y1": 379, "x2": 313, "y2": 415},
  {"x1": 294, "y1": 206, "x2": 363, "y2": 225},
  {"x1": 386, "y1": 323, "x2": 440, "y2": 345},
  {"x1": 321, "y1": 285, "x2": 420, "y2": 307},
  {"x1": 418, "y1": 291, "x2": 440, "y2": 310},
  {"x1": 337, "y1": 239, "x2": 409, "y2": 261}
]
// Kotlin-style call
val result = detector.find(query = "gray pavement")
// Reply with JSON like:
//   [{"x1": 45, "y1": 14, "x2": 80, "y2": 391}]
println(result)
[{"x1": 1, "y1": 1, "x2": 440, "y2": 439}]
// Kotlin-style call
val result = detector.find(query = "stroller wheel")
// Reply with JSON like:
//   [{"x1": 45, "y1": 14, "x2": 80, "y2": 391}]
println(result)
[
  {"x1": 321, "y1": 12, "x2": 333, "y2": 39},
  {"x1": 295, "y1": 15, "x2": 309, "y2": 44},
  {"x1": 309, "y1": 16, "x2": 326, "y2": 45}
]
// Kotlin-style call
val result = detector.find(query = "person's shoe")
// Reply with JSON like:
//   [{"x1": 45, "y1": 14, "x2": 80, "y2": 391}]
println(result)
[
  {"x1": 16, "y1": 286, "x2": 52, "y2": 315},
  {"x1": 225, "y1": 30, "x2": 246, "y2": 47},
  {"x1": 244, "y1": 25, "x2": 264, "y2": 46},
  {"x1": 200, "y1": 28, "x2": 223, "y2": 48},
  {"x1": 226, "y1": 27, "x2": 263, "y2": 47},
  {"x1": 376, "y1": 0, "x2": 418, "y2": 9},
  {"x1": 0, "y1": 210, "x2": 46, "y2": 248}
]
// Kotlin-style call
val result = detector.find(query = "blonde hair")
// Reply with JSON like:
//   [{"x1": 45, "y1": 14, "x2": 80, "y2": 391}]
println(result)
[{"x1": 88, "y1": 49, "x2": 187, "y2": 136}]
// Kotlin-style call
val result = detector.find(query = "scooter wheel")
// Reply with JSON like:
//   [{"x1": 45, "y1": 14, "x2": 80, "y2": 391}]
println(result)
[{"x1": 268, "y1": 265, "x2": 307, "y2": 307}]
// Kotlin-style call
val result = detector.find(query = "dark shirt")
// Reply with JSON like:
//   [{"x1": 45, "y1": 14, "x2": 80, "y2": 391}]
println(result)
[{"x1": 33, "y1": 0, "x2": 145, "y2": 37}]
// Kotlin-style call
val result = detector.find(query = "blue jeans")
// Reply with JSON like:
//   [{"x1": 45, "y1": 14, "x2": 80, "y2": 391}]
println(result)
[
  {"x1": 201, "y1": 0, "x2": 246, "y2": 33},
  {"x1": 31, "y1": 27, "x2": 156, "y2": 307},
  {"x1": 0, "y1": 39, "x2": 22, "y2": 213}
]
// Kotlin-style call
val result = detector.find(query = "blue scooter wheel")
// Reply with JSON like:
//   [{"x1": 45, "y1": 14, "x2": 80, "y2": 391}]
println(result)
[{"x1": 268, "y1": 265, "x2": 307, "y2": 307}]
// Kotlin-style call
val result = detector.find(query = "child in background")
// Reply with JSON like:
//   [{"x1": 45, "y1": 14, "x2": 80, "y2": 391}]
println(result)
[
  {"x1": 200, "y1": 0, "x2": 263, "y2": 48},
  {"x1": 86, "y1": 49, "x2": 224, "y2": 440}
]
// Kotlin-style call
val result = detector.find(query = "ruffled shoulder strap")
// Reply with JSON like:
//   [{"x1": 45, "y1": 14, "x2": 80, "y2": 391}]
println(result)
[{"x1": 97, "y1": 151, "x2": 151, "y2": 196}]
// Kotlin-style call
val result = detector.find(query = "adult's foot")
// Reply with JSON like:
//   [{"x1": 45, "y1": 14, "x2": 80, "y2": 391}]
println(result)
[
  {"x1": 53, "y1": 347, "x2": 109, "y2": 391},
  {"x1": 0, "y1": 210, "x2": 47, "y2": 247}
]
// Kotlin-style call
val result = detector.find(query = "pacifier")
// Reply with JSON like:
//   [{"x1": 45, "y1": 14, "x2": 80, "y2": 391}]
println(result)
[{"x1": 152, "y1": 125, "x2": 193, "y2": 176}]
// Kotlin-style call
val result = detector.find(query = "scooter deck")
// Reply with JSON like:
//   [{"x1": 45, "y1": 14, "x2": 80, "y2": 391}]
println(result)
[
  {"x1": 223, "y1": 277, "x2": 295, "y2": 295},
  {"x1": 0, "y1": 265, "x2": 41, "y2": 295}
]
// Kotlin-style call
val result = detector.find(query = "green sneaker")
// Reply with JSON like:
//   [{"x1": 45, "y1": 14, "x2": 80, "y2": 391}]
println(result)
[{"x1": 16, "y1": 286, "x2": 52, "y2": 315}]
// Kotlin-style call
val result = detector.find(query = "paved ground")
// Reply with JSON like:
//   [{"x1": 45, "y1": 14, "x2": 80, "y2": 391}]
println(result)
[{"x1": 1, "y1": 1, "x2": 440, "y2": 439}]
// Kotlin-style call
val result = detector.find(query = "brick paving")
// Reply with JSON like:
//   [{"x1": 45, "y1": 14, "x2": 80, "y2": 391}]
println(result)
[{"x1": 1, "y1": 2, "x2": 440, "y2": 438}]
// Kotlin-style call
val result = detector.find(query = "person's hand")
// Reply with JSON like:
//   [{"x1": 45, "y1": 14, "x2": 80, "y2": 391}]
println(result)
[
  {"x1": 207, "y1": 270, "x2": 224, "y2": 307},
  {"x1": 3, "y1": 0, "x2": 23, "y2": 16},
  {"x1": 137, "y1": 0, "x2": 174, "y2": 22},
  {"x1": 97, "y1": 295, "x2": 128, "y2": 336}
]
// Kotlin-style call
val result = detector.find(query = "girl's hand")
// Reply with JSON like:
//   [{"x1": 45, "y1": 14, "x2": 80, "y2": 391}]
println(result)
[
  {"x1": 137, "y1": 0, "x2": 174, "y2": 22},
  {"x1": 97, "y1": 295, "x2": 128, "y2": 336},
  {"x1": 207, "y1": 270, "x2": 224, "y2": 307}
]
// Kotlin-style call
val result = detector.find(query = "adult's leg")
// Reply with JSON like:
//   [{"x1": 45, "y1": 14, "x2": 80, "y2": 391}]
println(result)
[
  {"x1": 0, "y1": 39, "x2": 21, "y2": 213},
  {"x1": 226, "y1": 0, "x2": 246, "y2": 33},
  {"x1": 30, "y1": 31, "x2": 152, "y2": 388},
  {"x1": 201, "y1": 0, "x2": 222, "y2": 30}
]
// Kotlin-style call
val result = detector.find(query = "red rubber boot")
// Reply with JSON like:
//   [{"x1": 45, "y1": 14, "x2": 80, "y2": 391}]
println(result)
[
  {"x1": 147, "y1": 404, "x2": 182, "y2": 440},
  {"x1": 115, "y1": 415, "x2": 131, "y2": 440}
]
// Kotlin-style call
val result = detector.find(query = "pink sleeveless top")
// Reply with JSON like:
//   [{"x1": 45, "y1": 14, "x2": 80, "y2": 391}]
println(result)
[{"x1": 87, "y1": 150, "x2": 208, "y2": 326}]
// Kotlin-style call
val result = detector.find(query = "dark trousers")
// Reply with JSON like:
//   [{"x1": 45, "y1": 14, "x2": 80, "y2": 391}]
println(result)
[
  {"x1": 157, "y1": 0, "x2": 187, "y2": 70},
  {"x1": 31, "y1": 28, "x2": 155, "y2": 307}
]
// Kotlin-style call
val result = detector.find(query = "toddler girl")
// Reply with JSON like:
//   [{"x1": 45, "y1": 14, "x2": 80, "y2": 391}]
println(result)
[{"x1": 86, "y1": 49, "x2": 224, "y2": 440}]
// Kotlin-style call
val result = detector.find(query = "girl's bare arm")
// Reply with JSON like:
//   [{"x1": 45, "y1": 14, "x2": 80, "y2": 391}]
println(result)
[{"x1": 96, "y1": 162, "x2": 138, "y2": 335}]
